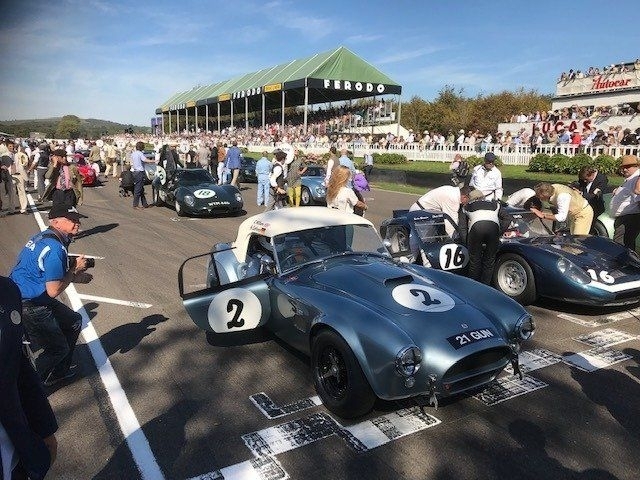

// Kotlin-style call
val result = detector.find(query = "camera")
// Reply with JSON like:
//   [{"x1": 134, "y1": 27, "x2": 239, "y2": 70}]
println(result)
[{"x1": 69, "y1": 255, "x2": 95, "y2": 270}]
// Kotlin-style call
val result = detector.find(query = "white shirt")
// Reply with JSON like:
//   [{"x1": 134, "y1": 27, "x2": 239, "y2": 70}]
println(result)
[
  {"x1": 610, "y1": 169, "x2": 640, "y2": 217},
  {"x1": 409, "y1": 185, "x2": 461, "y2": 237},
  {"x1": 328, "y1": 186, "x2": 359, "y2": 214},
  {"x1": 507, "y1": 188, "x2": 536, "y2": 208},
  {"x1": 470, "y1": 165, "x2": 503, "y2": 200}
]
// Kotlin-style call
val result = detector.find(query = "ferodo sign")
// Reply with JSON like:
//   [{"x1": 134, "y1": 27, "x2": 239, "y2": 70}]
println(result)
[{"x1": 322, "y1": 79, "x2": 386, "y2": 94}]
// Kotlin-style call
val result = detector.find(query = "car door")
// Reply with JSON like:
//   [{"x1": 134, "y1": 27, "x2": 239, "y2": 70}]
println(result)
[
  {"x1": 409, "y1": 212, "x2": 470, "y2": 271},
  {"x1": 179, "y1": 249, "x2": 271, "y2": 334}
]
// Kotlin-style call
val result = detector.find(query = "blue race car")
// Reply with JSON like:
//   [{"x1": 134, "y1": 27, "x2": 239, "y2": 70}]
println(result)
[
  {"x1": 154, "y1": 168, "x2": 243, "y2": 217},
  {"x1": 299, "y1": 164, "x2": 326, "y2": 206},
  {"x1": 178, "y1": 207, "x2": 534, "y2": 418},
  {"x1": 381, "y1": 207, "x2": 640, "y2": 307}
]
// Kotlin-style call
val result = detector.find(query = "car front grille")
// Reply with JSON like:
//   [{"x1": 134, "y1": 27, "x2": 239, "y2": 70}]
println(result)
[{"x1": 441, "y1": 347, "x2": 511, "y2": 395}]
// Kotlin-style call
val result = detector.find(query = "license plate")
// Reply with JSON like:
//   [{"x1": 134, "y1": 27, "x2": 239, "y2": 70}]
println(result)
[{"x1": 447, "y1": 328, "x2": 496, "y2": 349}]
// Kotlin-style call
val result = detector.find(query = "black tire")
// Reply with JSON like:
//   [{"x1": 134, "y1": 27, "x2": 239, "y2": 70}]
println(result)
[
  {"x1": 311, "y1": 329, "x2": 376, "y2": 419},
  {"x1": 590, "y1": 220, "x2": 608, "y2": 237},
  {"x1": 300, "y1": 186, "x2": 312, "y2": 206},
  {"x1": 493, "y1": 253, "x2": 537, "y2": 305}
]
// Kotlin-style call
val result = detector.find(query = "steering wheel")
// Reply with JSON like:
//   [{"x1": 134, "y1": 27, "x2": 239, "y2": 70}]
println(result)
[{"x1": 281, "y1": 252, "x2": 310, "y2": 269}]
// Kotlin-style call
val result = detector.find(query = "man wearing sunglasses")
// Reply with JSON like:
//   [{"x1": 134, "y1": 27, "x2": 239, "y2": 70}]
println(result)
[{"x1": 610, "y1": 155, "x2": 640, "y2": 249}]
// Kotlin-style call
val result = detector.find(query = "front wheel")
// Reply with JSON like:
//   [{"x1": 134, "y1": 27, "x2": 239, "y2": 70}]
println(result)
[
  {"x1": 300, "y1": 187, "x2": 312, "y2": 206},
  {"x1": 493, "y1": 253, "x2": 537, "y2": 305},
  {"x1": 311, "y1": 330, "x2": 375, "y2": 419}
]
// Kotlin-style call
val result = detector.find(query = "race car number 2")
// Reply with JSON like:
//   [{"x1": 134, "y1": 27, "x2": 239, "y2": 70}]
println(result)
[{"x1": 207, "y1": 288, "x2": 262, "y2": 333}]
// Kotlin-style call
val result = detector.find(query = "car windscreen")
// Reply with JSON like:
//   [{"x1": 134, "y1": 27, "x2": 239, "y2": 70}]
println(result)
[
  {"x1": 175, "y1": 170, "x2": 215, "y2": 184},
  {"x1": 413, "y1": 217, "x2": 453, "y2": 243},
  {"x1": 502, "y1": 211, "x2": 552, "y2": 238},
  {"x1": 305, "y1": 166, "x2": 325, "y2": 177},
  {"x1": 273, "y1": 224, "x2": 389, "y2": 271}
]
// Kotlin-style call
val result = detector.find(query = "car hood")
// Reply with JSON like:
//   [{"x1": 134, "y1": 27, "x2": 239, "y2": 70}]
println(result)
[
  {"x1": 310, "y1": 256, "x2": 503, "y2": 339},
  {"x1": 515, "y1": 235, "x2": 640, "y2": 272}
]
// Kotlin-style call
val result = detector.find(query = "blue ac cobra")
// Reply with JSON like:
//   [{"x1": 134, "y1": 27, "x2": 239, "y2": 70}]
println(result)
[
  {"x1": 154, "y1": 168, "x2": 243, "y2": 217},
  {"x1": 380, "y1": 207, "x2": 640, "y2": 307},
  {"x1": 299, "y1": 164, "x2": 327, "y2": 206},
  {"x1": 178, "y1": 207, "x2": 534, "y2": 418}
]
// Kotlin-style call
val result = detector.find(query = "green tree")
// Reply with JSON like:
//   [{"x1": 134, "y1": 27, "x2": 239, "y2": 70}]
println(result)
[{"x1": 55, "y1": 115, "x2": 82, "y2": 139}]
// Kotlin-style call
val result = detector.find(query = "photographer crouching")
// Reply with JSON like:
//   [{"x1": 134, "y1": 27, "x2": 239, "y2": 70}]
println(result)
[{"x1": 9, "y1": 205, "x2": 90, "y2": 387}]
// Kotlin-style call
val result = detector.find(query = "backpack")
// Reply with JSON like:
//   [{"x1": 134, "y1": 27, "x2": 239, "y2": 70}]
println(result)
[{"x1": 455, "y1": 160, "x2": 469, "y2": 178}]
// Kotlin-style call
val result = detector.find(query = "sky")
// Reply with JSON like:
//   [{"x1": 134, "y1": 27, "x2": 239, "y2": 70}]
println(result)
[{"x1": 1, "y1": 0, "x2": 638, "y2": 127}]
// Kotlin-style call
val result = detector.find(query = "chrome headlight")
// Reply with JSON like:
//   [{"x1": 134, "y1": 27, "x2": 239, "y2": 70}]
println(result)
[
  {"x1": 395, "y1": 346, "x2": 422, "y2": 377},
  {"x1": 315, "y1": 186, "x2": 326, "y2": 196},
  {"x1": 183, "y1": 194, "x2": 195, "y2": 207},
  {"x1": 515, "y1": 314, "x2": 535, "y2": 341},
  {"x1": 556, "y1": 258, "x2": 590, "y2": 284},
  {"x1": 235, "y1": 192, "x2": 243, "y2": 202}
]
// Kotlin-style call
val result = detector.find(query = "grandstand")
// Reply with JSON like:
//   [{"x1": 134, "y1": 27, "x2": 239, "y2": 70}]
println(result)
[
  {"x1": 153, "y1": 46, "x2": 403, "y2": 137},
  {"x1": 499, "y1": 59, "x2": 640, "y2": 137}
]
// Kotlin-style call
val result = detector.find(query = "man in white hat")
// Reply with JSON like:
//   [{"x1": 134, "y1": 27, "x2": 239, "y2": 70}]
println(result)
[{"x1": 456, "y1": 129, "x2": 465, "y2": 149}]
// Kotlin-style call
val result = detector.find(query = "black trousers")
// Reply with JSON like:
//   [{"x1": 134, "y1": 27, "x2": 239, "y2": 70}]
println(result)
[
  {"x1": 133, "y1": 170, "x2": 148, "y2": 207},
  {"x1": 22, "y1": 299, "x2": 82, "y2": 381},
  {"x1": 613, "y1": 213, "x2": 640, "y2": 250},
  {"x1": 51, "y1": 188, "x2": 77, "y2": 208},
  {"x1": 467, "y1": 222, "x2": 500, "y2": 285}
]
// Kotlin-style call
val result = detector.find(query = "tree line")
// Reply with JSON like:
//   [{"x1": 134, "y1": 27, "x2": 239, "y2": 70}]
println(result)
[
  {"x1": 399, "y1": 86, "x2": 552, "y2": 136},
  {"x1": 0, "y1": 115, "x2": 148, "y2": 140}
]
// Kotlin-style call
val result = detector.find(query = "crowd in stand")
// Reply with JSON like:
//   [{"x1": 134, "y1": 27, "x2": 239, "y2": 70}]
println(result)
[
  {"x1": 508, "y1": 103, "x2": 638, "y2": 124},
  {"x1": 558, "y1": 59, "x2": 640, "y2": 82}
]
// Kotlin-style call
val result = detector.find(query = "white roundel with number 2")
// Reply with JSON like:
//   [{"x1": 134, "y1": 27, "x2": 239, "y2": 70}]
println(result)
[
  {"x1": 439, "y1": 244, "x2": 469, "y2": 270},
  {"x1": 207, "y1": 288, "x2": 263, "y2": 333}
]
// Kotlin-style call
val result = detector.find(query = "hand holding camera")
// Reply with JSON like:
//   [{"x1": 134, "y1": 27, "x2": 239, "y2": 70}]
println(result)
[{"x1": 69, "y1": 255, "x2": 95, "y2": 273}]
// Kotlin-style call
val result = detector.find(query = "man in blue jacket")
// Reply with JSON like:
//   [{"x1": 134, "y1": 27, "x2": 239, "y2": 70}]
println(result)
[
  {"x1": 10, "y1": 204, "x2": 88, "y2": 385},
  {"x1": 224, "y1": 140, "x2": 243, "y2": 188},
  {"x1": 0, "y1": 276, "x2": 58, "y2": 480}
]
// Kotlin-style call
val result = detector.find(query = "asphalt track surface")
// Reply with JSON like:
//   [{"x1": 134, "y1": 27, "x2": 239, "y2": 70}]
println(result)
[{"x1": 1, "y1": 178, "x2": 639, "y2": 480}]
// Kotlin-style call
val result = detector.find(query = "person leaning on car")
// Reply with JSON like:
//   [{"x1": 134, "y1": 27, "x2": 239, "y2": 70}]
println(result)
[
  {"x1": 609, "y1": 155, "x2": 640, "y2": 249},
  {"x1": 530, "y1": 182, "x2": 593, "y2": 235},
  {"x1": 409, "y1": 185, "x2": 474, "y2": 238},
  {"x1": 463, "y1": 190, "x2": 508, "y2": 285},
  {"x1": 42, "y1": 149, "x2": 83, "y2": 208}
]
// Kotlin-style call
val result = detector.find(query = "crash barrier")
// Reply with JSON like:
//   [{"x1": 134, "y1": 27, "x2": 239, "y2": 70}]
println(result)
[{"x1": 245, "y1": 142, "x2": 640, "y2": 166}]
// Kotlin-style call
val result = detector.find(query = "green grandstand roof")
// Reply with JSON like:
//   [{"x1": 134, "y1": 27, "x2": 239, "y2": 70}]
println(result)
[{"x1": 156, "y1": 46, "x2": 401, "y2": 113}]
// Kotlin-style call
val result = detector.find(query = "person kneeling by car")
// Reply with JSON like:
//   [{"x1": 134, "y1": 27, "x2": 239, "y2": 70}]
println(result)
[{"x1": 9, "y1": 205, "x2": 91, "y2": 386}]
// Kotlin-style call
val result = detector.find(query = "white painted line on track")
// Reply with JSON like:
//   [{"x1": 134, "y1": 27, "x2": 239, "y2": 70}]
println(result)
[
  {"x1": 27, "y1": 194, "x2": 164, "y2": 479},
  {"x1": 76, "y1": 293, "x2": 153, "y2": 309}
]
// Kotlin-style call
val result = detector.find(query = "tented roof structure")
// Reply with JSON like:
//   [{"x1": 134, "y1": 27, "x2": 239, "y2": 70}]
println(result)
[{"x1": 155, "y1": 46, "x2": 402, "y2": 116}]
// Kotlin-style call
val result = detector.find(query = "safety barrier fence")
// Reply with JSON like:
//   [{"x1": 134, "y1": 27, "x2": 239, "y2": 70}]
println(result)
[{"x1": 245, "y1": 142, "x2": 640, "y2": 165}]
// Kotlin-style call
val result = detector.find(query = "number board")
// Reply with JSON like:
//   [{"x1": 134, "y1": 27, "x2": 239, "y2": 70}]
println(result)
[
  {"x1": 207, "y1": 288, "x2": 263, "y2": 333},
  {"x1": 439, "y1": 244, "x2": 469, "y2": 270}
]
